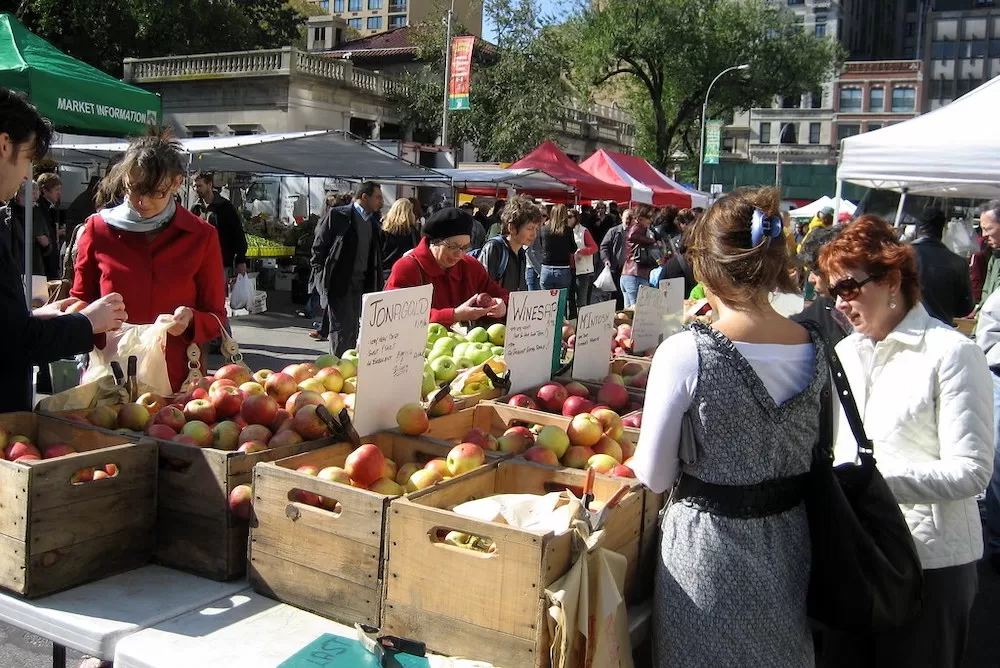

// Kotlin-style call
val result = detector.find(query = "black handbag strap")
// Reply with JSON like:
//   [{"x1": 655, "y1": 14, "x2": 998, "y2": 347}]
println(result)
[{"x1": 822, "y1": 341, "x2": 875, "y2": 459}]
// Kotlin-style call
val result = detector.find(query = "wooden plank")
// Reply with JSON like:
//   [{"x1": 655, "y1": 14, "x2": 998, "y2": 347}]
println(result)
[
  {"x1": 250, "y1": 525, "x2": 380, "y2": 589},
  {"x1": 156, "y1": 440, "x2": 229, "y2": 518},
  {"x1": 382, "y1": 600, "x2": 543, "y2": 668},
  {"x1": 25, "y1": 527, "x2": 153, "y2": 598},
  {"x1": 0, "y1": 533, "x2": 26, "y2": 595},
  {"x1": 0, "y1": 464, "x2": 29, "y2": 542},
  {"x1": 423, "y1": 409, "x2": 475, "y2": 441},
  {"x1": 404, "y1": 465, "x2": 500, "y2": 511},
  {"x1": 29, "y1": 482, "x2": 156, "y2": 553},
  {"x1": 154, "y1": 508, "x2": 243, "y2": 580},
  {"x1": 268, "y1": 443, "x2": 355, "y2": 472},
  {"x1": 225, "y1": 436, "x2": 337, "y2": 477},
  {"x1": 28, "y1": 442, "x2": 158, "y2": 512},
  {"x1": 0, "y1": 413, "x2": 41, "y2": 442},
  {"x1": 249, "y1": 550, "x2": 381, "y2": 626},
  {"x1": 36, "y1": 418, "x2": 136, "y2": 452}
]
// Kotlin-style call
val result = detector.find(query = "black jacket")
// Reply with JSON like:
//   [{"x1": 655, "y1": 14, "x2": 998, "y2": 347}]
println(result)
[
  {"x1": 600, "y1": 224, "x2": 627, "y2": 273},
  {"x1": 381, "y1": 227, "x2": 420, "y2": 274},
  {"x1": 196, "y1": 193, "x2": 247, "y2": 270},
  {"x1": 912, "y1": 237, "x2": 974, "y2": 325},
  {"x1": 0, "y1": 213, "x2": 95, "y2": 413},
  {"x1": 791, "y1": 297, "x2": 852, "y2": 346},
  {"x1": 311, "y1": 204, "x2": 384, "y2": 298}
]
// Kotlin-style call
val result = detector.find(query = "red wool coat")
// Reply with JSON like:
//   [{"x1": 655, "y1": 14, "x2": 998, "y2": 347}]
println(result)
[
  {"x1": 71, "y1": 207, "x2": 228, "y2": 392},
  {"x1": 385, "y1": 238, "x2": 509, "y2": 326}
]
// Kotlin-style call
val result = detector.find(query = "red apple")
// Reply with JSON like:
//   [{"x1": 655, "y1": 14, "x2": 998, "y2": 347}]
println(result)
[
  {"x1": 427, "y1": 392, "x2": 455, "y2": 417},
  {"x1": 395, "y1": 403, "x2": 429, "y2": 436},
  {"x1": 228, "y1": 484, "x2": 253, "y2": 519},
  {"x1": 561, "y1": 395, "x2": 595, "y2": 417},
  {"x1": 497, "y1": 429, "x2": 530, "y2": 454},
  {"x1": 593, "y1": 436, "x2": 624, "y2": 463},
  {"x1": 212, "y1": 421, "x2": 242, "y2": 451},
  {"x1": 265, "y1": 372, "x2": 298, "y2": 405},
  {"x1": 596, "y1": 383, "x2": 630, "y2": 412},
  {"x1": 136, "y1": 393, "x2": 167, "y2": 414},
  {"x1": 209, "y1": 378, "x2": 237, "y2": 392},
  {"x1": 610, "y1": 464, "x2": 635, "y2": 478},
  {"x1": 183, "y1": 399, "x2": 216, "y2": 425},
  {"x1": 268, "y1": 429, "x2": 303, "y2": 448},
  {"x1": 591, "y1": 407, "x2": 624, "y2": 442},
  {"x1": 567, "y1": 413, "x2": 603, "y2": 448},
  {"x1": 104, "y1": 463, "x2": 119, "y2": 477},
  {"x1": 237, "y1": 440, "x2": 268, "y2": 454},
  {"x1": 524, "y1": 445, "x2": 560, "y2": 466},
  {"x1": 92, "y1": 469, "x2": 110, "y2": 481},
  {"x1": 14, "y1": 454, "x2": 40, "y2": 463},
  {"x1": 215, "y1": 363, "x2": 252, "y2": 387},
  {"x1": 505, "y1": 425, "x2": 535, "y2": 445},
  {"x1": 565, "y1": 381, "x2": 590, "y2": 398},
  {"x1": 291, "y1": 405, "x2": 328, "y2": 441},
  {"x1": 535, "y1": 383, "x2": 568, "y2": 413},
  {"x1": 282, "y1": 363, "x2": 317, "y2": 383},
  {"x1": 71, "y1": 467, "x2": 94, "y2": 482},
  {"x1": 241, "y1": 394, "x2": 279, "y2": 427},
  {"x1": 6, "y1": 441, "x2": 41, "y2": 461},
  {"x1": 622, "y1": 412, "x2": 642, "y2": 429},
  {"x1": 270, "y1": 408, "x2": 293, "y2": 433},
  {"x1": 286, "y1": 390, "x2": 324, "y2": 416},
  {"x1": 239, "y1": 424, "x2": 273, "y2": 446},
  {"x1": 424, "y1": 458, "x2": 451, "y2": 478},
  {"x1": 181, "y1": 421, "x2": 213, "y2": 448},
  {"x1": 209, "y1": 385, "x2": 244, "y2": 419},
  {"x1": 42, "y1": 443, "x2": 76, "y2": 459},
  {"x1": 462, "y1": 428, "x2": 491, "y2": 450},
  {"x1": 562, "y1": 445, "x2": 596, "y2": 469},
  {"x1": 345, "y1": 444, "x2": 385, "y2": 488},
  {"x1": 507, "y1": 394, "x2": 538, "y2": 410},
  {"x1": 446, "y1": 442, "x2": 485, "y2": 476},
  {"x1": 154, "y1": 406, "x2": 187, "y2": 432}
]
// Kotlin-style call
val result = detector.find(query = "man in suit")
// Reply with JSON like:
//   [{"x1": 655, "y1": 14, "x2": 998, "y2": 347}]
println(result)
[
  {"x1": 310, "y1": 181, "x2": 384, "y2": 356},
  {"x1": 0, "y1": 88, "x2": 126, "y2": 412},
  {"x1": 911, "y1": 208, "x2": 973, "y2": 325}
]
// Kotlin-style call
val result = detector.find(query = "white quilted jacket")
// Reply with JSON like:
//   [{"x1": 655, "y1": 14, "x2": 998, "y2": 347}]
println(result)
[{"x1": 833, "y1": 304, "x2": 994, "y2": 570}]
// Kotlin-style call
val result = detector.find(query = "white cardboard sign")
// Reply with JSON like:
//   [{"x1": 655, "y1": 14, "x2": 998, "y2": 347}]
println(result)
[
  {"x1": 353, "y1": 285, "x2": 433, "y2": 438},
  {"x1": 504, "y1": 289, "x2": 561, "y2": 394},
  {"x1": 572, "y1": 300, "x2": 617, "y2": 382},
  {"x1": 631, "y1": 278, "x2": 686, "y2": 354}
]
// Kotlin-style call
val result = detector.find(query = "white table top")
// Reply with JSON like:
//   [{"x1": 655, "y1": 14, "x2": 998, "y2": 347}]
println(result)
[
  {"x1": 0, "y1": 565, "x2": 249, "y2": 659},
  {"x1": 114, "y1": 590, "x2": 493, "y2": 668}
]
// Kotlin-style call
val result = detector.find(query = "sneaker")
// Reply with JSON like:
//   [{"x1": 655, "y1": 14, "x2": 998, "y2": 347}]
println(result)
[{"x1": 309, "y1": 331, "x2": 328, "y2": 341}]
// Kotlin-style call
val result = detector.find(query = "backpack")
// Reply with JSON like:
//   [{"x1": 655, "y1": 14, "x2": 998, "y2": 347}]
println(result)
[{"x1": 473, "y1": 235, "x2": 509, "y2": 281}]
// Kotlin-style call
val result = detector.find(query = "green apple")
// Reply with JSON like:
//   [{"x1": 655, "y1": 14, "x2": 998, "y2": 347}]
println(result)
[
  {"x1": 467, "y1": 327, "x2": 489, "y2": 343},
  {"x1": 427, "y1": 323, "x2": 448, "y2": 343},
  {"x1": 469, "y1": 345, "x2": 493, "y2": 365},
  {"x1": 315, "y1": 354, "x2": 340, "y2": 370},
  {"x1": 491, "y1": 346, "x2": 504, "y2": 357},
  {"x1": 487, "y1": 324, "x2": 506, "y2": 346},
  {"x1": 342, "y1": 349, "x2": 359, "y2": 364},
  {"x1": 433, "y1": 337, "x2": 458, "y2": 353},
  {"x1": 431, "y1": 356, "x2": 459, "y2": 383},
  {"x1": 422, "y1": 371, "x2": 437, "y2": 396},
  {"x1": 453, "y1": 342, "x2": 470, "y2": 360},
  {"x1": 451, "y1": 333, "x2": 467, "y2": 343},
  {"x1": 424, "y1": 361, "x2": 434, "y2": 376},
  {"x1": 454, "y1": 357, "x2": 475, "y2": 370},
  {"x1": 427, "y1": 348, "x2": 447, "y2": 362},
  {"x1": 337, "y1": 358, "x2": 357, "y2": 380},
  {"x1": 462, "y1": 381, "x2": 486, "y2": 395}
]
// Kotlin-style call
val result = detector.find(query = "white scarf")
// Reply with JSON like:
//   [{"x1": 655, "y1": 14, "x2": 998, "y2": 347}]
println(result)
[{"x1": 99, "y1": 199, "x2": 177, "y2": 233}]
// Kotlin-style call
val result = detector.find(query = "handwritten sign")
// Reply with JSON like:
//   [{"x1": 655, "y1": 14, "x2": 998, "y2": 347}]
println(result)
[
  {"x1": 504, "y1": 290, "x2": 561, "y2": 394},
  {"x1": 353, "y1": 285, "x2": 432, "y2": 438},
  {"x1": 572, "y1": 300, "x2": 616, "y2": 382},
  {"x1": 632, "y1": 278, "x2": 686, "y2": 354}
]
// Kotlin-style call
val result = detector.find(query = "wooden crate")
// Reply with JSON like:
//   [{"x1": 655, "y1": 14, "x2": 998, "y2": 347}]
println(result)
[
  {"x1": 381, "y1": 460, "x2": 644, "y2": 668},
  {"x1": 478, "y1": 395, "x2": 642, "y2": 444},
  {"x1": 0, "y1": 413, "x2": 157, "y2": 598},
  {"x1": 451, "y1": 387, "x2": 503, "y2": 412},
  {"x1": 249, "y1": 431, "x2": 500, "y2": 626}
]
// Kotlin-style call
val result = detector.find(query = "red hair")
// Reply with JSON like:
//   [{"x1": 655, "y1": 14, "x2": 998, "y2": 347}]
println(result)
[{"x1": 818, "y1": 215, "x2": 920, "y2": 309}]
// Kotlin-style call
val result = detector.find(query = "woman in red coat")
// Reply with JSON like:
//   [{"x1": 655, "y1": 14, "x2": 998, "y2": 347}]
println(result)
[
  {"x1": 72, "y1": 133, "x2": 227, "y2": 392},
  {"x1": 385, "y1": 207, "x2": 508, "y2": 326}
]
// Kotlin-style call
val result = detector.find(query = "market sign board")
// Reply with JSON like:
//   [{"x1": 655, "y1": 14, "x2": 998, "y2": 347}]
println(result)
[
  {"x1": 504, "y1": 289, "x2": 561, "y2": 394},
  {"x1": 572, "y1": 300, "x2": 616, "y2": 382},
  {"x1": 631, "y1": 278, "x2": 685, "y2": 353}
]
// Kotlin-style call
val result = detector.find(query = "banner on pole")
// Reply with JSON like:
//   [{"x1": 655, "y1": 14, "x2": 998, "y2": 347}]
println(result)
[
  {"x1": 447, "y1": 36, "x2": 475, "y2": 111},
  {"x1": 703, "y1": 120, "x2": 724, "y2": 165}
]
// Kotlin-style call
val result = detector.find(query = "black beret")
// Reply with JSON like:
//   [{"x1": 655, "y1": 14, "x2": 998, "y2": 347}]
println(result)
[{"x1": 423, "y1": 207, "x2": 473, "y2": 241}]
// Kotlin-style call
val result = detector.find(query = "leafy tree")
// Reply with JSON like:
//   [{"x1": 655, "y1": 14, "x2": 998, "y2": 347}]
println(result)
[
  {"x1": 389, "y1": 0, "x2": 572, "y2": 162},
  {"x1": 569, "y1": 0, "x2": 843, "y2": 171},
  {"x1": 3, "y1": 0, "x2": 306, "y2": 77}
]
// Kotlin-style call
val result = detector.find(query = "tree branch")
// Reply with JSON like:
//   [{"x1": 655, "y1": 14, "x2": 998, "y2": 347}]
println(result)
[{"x1": 596, "y1": 67, "x2": 639, "y2": 85}]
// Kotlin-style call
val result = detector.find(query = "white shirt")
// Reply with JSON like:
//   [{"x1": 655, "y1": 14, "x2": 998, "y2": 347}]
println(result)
[{"x1": 631, "y1": 330, "x2": 815, "y2": 494}]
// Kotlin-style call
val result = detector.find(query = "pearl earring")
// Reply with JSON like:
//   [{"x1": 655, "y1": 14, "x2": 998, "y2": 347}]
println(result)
[{"x1": 889, "y1": 297, "x2": 897, "y2": 310}]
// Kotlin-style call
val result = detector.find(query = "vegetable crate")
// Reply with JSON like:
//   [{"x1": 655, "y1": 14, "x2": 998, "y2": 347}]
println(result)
[
  {"x1": 381, "y1": 460, "x2": 644, "y2": 668},
  {"x1": 248, "y1": 431, "x2": 506, "y2": 626},
  {"x1": 0, "y1": 414, "x2": 158, "y2": 598}
]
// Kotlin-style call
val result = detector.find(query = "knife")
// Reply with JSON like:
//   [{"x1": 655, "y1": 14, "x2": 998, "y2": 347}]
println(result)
[
  {"x1": 581, "y1": 467, "x2": 596, "y2": 511},
  {"x1": 482, "y1": 365, "x2": 511, "y2": 393},
  {"x1": 339, "y1": 407, "x2": 363, "y2": 448},
  {"x1": 315, "y1": 405, "x2": 347, "y2": 440},
  {"x1": 126, "y1": 355, "x2": 138, "y2": 402},
  {"x1": 109, "y1": 361, "x2": 125, "y2": 388}
]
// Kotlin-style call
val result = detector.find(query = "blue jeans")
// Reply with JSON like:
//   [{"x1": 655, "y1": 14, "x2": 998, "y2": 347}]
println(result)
[
  {"x1": 526, "y1": 265, "x2": 541, "y2": 291},
  {"x1": 985, "y1": 374, "x2": 1000, "y2": 553},
  {"x1": 540, "y1": 266, "x2": 573, "y2": 291},
  {"x1": 620, "y1": 274, "x2": 641, "y2": 307}
]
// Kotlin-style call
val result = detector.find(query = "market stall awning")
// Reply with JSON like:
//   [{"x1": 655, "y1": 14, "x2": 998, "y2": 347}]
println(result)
[
  {"x1": 788, "y1": 195, "x2": 856, "y2": 219},
  {"x1": 600, "y1": 151, "x2": 711, "y2": 208},
  {"x1": 438, "y1": 168, "x2": 575, "y2": 195},
  {"x1": 49, "y1": 130, "x2": 449, "y2": 184},
  {"x1": 508, "y1": 140, "x2": 632, "y2": 203},
  {"x1": 837, "y1": 75, "x2": 1000, "y2": 198},
  {"x1": 0, "y1": 13, "x2": 160, "y2": 136},
  {"x1": 578, "y1": 151, "x2": 654, "y2": 204}
]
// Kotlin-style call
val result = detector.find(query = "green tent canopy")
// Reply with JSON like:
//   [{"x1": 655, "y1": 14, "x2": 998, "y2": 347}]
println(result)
[{"x1": 0, "y1": 13, "x2": 161, "y2": 136}]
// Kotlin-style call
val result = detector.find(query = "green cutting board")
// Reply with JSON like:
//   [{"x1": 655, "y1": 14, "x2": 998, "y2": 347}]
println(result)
[{"x1": 278, "y1": 633, "x2": 431, "y2": 668}]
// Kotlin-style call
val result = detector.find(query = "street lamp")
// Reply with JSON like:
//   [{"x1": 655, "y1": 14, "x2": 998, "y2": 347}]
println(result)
[{"x1": 698, "y1": 64, "x2": 749, "y2": 193}]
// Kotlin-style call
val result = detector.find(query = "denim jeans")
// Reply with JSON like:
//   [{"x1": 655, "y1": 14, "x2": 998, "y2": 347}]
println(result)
[
  {"x1": 540, "y1": 266, "x2": 573, "y2": 291},
  {"x1": 620, "y1": 274, "x2": 641, "y2": 307},
  {"x1": 525, "y1": 265, "x2": 541, "y2": 291},
  {"x1": 984, "y1": 374, "x2": 1000, "y2": 553}
]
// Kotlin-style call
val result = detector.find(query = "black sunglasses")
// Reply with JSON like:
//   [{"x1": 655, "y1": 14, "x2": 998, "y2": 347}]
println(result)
[{"x1": 828, "y1": 274, "x2": 881, "y2": 301}]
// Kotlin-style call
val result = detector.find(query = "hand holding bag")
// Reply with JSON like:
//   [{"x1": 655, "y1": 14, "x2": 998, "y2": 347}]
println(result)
[{"x1": 806, "y1": 340, "x2": 923, "y2": 631}]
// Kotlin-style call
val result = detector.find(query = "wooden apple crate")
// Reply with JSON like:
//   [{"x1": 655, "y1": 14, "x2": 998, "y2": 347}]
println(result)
[
  {"x1": 481, "y1": 393, "x2": 642, "y2": 443},
  {"x1": 248, "y1": 431, "x2": 503, "y2": 626},
  {"x1": 381, "y1": 460, "x2": 644, "y2": 668},
  {"x1": 0, "y1": 413, "x2": 158, "y2": 598}
]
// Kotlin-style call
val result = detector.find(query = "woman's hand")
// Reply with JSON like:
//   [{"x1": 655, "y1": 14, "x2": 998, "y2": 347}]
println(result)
[
  {"x1": 166, "y1": 306, "x2": 194, "y2": 336},
  {"x1": 453, "y1": 295, "x2": 490, "y2": 322},
  {"x1": 80, "y1": 293, "x2": 128, "y2": 334},
  {"x1": 485, "y1": 298, "x2": 506, "y2": 319}
]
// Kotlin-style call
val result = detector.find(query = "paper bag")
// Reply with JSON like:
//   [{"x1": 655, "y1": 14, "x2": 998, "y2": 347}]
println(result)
[{"x1": 36, "y1": 374, "x2": 128, "y2": 412}]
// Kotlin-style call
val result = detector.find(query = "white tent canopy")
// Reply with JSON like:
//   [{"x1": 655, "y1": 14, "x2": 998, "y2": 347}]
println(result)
[
  {"x1": 789, "y1": 195, "x2": 856, "y2": 218},
  {"x1": 436, "y1": 168, "x2": 574, "y2": 194},
  {"x1": 657, "y1": 171, "x2": 712, "y2": 208},
  {"x1": 837, "y1": 76, "x2": 1000, "y2": 198},
  {"x1": 49, "y1": 130, "x2": 449, "y2": 185}
]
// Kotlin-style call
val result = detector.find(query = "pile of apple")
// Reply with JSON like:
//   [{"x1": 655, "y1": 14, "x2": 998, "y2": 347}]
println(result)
[
  {"x1": 507, "y1": 377, "x2": 642, "y2": 420},
  {"x1": 0, "y1": 427, "x2": 120, "y2": 483},
  {"x1": 76, "y1": 356, "x2": 361, "y2": 451},
  {"x1": 424, "y1": 322, "x2": 505, "y2": 398},
  {"x1": 521, "y1": 419, "x2": 636, "y2": 477}
]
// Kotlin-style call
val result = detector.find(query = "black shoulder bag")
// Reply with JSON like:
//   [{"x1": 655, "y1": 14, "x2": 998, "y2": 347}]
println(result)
[{"x1": 807, "y1": 342, "x2": 924, "y2": 631}]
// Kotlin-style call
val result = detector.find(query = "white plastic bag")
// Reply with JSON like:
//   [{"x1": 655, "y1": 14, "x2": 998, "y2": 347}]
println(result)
[
  {"x1": 593, "y1": 265, "x2": 616, "y2": 293},
  {"x1": 230, "y1": 273, "x2": 252, "y2": 310},
  {"x1": 943, "y1": 219, "x2": 977, "y2": 258},
  {"x1": 81, "y1": 317, "x2": 174, "y2": 397}
]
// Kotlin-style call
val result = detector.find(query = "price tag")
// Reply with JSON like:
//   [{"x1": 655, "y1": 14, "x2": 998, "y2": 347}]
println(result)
[
  {"x1": 632, "y1": 278, "x2": 686, "y2": 354},
  {"x1": 504, "y1": 289, "x2": 561, "y2": 394},
  {"x1": 572, "y1": 300, "x2": 616, "y2": 382},
  {"x1": 353, "y1": 285, "x2": 432, "y2": 438}
]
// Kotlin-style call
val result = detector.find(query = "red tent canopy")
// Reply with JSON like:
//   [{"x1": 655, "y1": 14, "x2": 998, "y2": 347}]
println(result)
[
  {"x1": 509, "y1": 140, "x2": 632, "y2": 203},
  {"x1": 590, "y1": 150, "x2": 693, "y2": 208}
]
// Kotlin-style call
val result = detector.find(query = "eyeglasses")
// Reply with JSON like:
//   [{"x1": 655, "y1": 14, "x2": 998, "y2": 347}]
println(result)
[
  {"x1": 828, "y1": 274, "x2": 881, "y2": 301},
  {"x1": 435, "y1": 240, "x2": 472, "y2": 253}
]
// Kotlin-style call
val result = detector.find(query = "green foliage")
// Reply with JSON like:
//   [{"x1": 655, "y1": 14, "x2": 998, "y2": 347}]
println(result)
[
  {"x1": 389, "y1": 0, "x2": 572, "y2": 162},
  {"x1": 568, "y1": 0, "x2": 844, "y2": 171},
  {"x1": 4, "y1": 0, "x2": 306, "y2": 77}
]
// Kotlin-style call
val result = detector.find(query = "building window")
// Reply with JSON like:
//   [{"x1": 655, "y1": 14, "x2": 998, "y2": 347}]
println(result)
[
  {"x1": 781, "y1": 95, "x2": 801, "y2": 109},
  {"x1": 389, "y1": 0, "x2": 407, "y2": 10},
  {"x1": 313, "y1": 27, "x2": 326, "y2": 42},
  {"x1": 868, "y1": 87, "x2": 884, "y2": 112},
  {"x1": 348, "y1": 17, "x2": 362, "y2": 28},
  {"x1": 960, "y1": 41, "x2": 988, "y2": 58},
  {"x1": 780, "y1": 123, "x2": 797, "y2": 145},
  {"x1": 839, "y1": 88, "x2": 863, "y2": 112},
  {"x1": 368, "y1": 0, "x2": 382, "y2": 8},
  {"x1": 348, "y1": 0, "x2": 362, "y2": 10},
  {"x1": 891, "y1": 87, "x2": 916, "y2": 112},
  {"x1": 810, "y1": 90, "x2": 822, "y2": 108},
  {"x1": 319, "y1": 0, "x2": 330, "y2": 10},
  {"x1": 389, "y1": 15, "x2": 406, "y2": 27},
  {"x1": 367, "y1": 16, "x2": 382, "y2": 30},
  {"x1": 837, "y1": 124, "x2": 861, "y2": 142},
  {"x1": 722, "y1": 136, "x2": 735, "y2": 154},
  {"x1": 334, "y1": 0, "x2": 344, "y2": 10},
  {"x1": 760, "y1": 122, "x2": 771, "y2": 144},
  {"x1": 867, "y1": 123, "x2": 883, "y2": 132},
  {"x1": 809, "y1": 122, "x2": 821, "y2": 144},
  {"x1": 787, "y1": 0, "x2": 804, "y2": 4},
  {"x1": 905, "y1": 22, "x2": 916, "y2": 37},
  {"x1": 815, "y1": 23, "x2": 826, "y2": 37},
  {"x1": 991, "y1": 41, "x2": 1000, "y2": 58},
  {"x1": 930, "y1": 41, "x2": 956, "y2": 60}
]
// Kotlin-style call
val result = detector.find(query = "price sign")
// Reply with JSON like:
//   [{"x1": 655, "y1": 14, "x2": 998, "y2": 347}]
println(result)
[
  {"x1": 632, "y1": 278, "x2": 686, "y2": 354},
  {"x1": 504, "y1": 289, "x2": 561, "y2": 394},
  {"x1": 572, "y1": 300, "x2": 616, "y2": 382},
  {"x1": 353, "y1": 285, "x2": 432, "y2": 438}
]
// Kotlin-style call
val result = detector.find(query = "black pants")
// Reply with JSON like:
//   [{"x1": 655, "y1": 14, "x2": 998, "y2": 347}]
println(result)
[
  {"x1": 817, "y1": 562, "x2": 978, "y2": 668},
  {"x1": 327, "y1": 290, "x2": 362, "y2": 356},
  {"x1": 575, "y1": 273, "x2": 593, "y2": 313}
]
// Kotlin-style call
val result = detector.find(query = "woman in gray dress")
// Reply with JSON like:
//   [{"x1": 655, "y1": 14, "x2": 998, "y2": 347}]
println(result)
[{"x1": 631, "y1": 187, "x2": 826, "y2": 667}]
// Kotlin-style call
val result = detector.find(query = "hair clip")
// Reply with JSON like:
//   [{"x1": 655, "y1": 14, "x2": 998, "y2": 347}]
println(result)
[{"x1": 750, "y1": 208, "x2": 783, "y2": 247}]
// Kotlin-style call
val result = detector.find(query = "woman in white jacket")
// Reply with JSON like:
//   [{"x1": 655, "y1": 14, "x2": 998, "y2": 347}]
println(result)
[{"x1": 816, "y1": 215, "x2": 993, "y2": 668}]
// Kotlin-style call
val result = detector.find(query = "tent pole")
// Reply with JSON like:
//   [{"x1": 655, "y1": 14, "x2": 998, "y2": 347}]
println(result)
[
  {"x1": 894, "y1": 188, "x2": 908, "y2": 228},
  {"x1": 833, "y1": 180, "x2": 843, "y2": 223},
  {"x1": 23, "y1": 176, "x2": 33, "y2": 307}
]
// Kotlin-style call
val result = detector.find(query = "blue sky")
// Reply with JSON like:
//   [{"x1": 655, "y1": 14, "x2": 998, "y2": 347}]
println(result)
[{"x1": 482, "y1": 0, "x2": 573, "y2": 42}]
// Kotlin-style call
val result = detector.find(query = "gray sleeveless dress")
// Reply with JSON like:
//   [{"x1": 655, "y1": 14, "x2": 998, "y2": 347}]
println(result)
[{"x1": 653, "y1": 323, "x2": 827, "y2": 667}]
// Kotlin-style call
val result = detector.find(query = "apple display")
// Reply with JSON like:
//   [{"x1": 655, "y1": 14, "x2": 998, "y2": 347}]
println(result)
[
  {"x1": 508, "y1": 394, "x2": 538, "y2": 410},
  {"x1": 424, "y1": 458, "x2": 451, "y2": 478},
  {"x1": 117, "y1": 403, "x2": 151, "y2": 432},
  {"x1": 381, "y1": 458, "x2": 398, "y2": 482},
  {"x1": 6, "y1": 441, "x2": 41, "y2": 461},
  {"x1": 427, "y1": 322, "x2": 448, "y2": 343},
  {"x1": 42, "y1": 443, "x2": 76, "y2": 459},
  {"x1": 270, "y1": 409, "x2": 293, "y2": 433},
  {"x1": 136, "y1": 393, "x2": 167, "y2": 413},
  {"x1": 611, "y1": 464, "x2": 635, "y2": 478},
  {"x1": 314, "y1": 354, "x2": 340, "y2": 370},
  {"x1": 318, "y1": 466, "x2": 351, "y2": 485},
  {"x1": 209, "y1": 385, "x2": 244, "y2": 419},
  {"x1": 147, "y1": 424, "x2": 177, "y2": 441},
  {"x1": 238, "y1": 440, "x2": 268, "y2": 454},
  {"x1": 563, "y1": 445, "x2": 596, "y2": 469},
  {"x1": 183, "y1": 399, "x2": 216, "y2": 425},
  {"x1": 320, "y1": 391, "x2": 346, "y2": 416},
  {"x1": 337, "y1": 357, "x2": 358, "y2": 380},
  {"x1": 487, "y1": 323, "x2": 506, "y2": 345},
  {"x1": 395, "y1": 403, "x2": 430, "y2": 436},
  {"x1": 523, "y1": 445, "x2": 560, "y2": 466},
  {"x1": 596, "y1": 382, "x2": 630, "y2": 412},
  {"x1": 86, "y1": 405, "x2": 118, "y2": 430},
  {"x1": 173, "y1": 435, "x2": 200, "y2": 447},
  {"x1": 240, "y1": 382, "x2": 266, "y2": 396},
  {"x1": 345, "y1": 444, "x2": 386, "y2": 488},
  {"x1": 286, "y1": 390, "x2": 324, "y2": 416},
  {"x1": 297, "y1": 377, "x2": 326, "y2": 395},
  {"x1": 342, "y1": 378, "x2": 358, "y2": 394},
  {"x1": 155, "y1": 407, "x2": 186, "y2": 434},
  {"x1": 446, "y1": 443, "x2": 485, "y2": 476},
  {"x1": 265, "y1": 372, "x2": 298, "y2": 405},
  {"x1": 567, "y1": 413, "x2": 603, "y2": 448},
  {"x1": 535, "y1": 383, "x2": 568, "y2": 413},
  {"x1": 535, "y1": 425, "x2": 571, "y2": 459},
  {"x1": 430, "y1": 356, "x2": 458, "y2": 383},
  {"x1": 241, "y1": 394, "x2": 279, "y2": 427},
  {"x1": 212, "y1": 421, "x2": 242, "y2": 451},
  {"x1": 587, "y1": 453, "x2": 619, "y2": 474},
  {"x1": 315, "y1": 367, "x2": 345, "y2": 393},
  {"x1": 292, "y1": 405, "x2": 328, "y2": 441},
  {"x1": 561, "y1": 396, "x2": 595, "y2": 417},
  {"x1": 252, "y1": 369, "x2": 274, "y2": 385},
  {"x1": 427, "y1": 392, "x2": 455, "y2": 417},
  {"x1": 405, "y1": 468, "x2": 443, "y2": 493},
  {"x1": 239, "y1": 424, "x2": 273, "y2": 446},
  {"x1": 564, "y1": 382, "x2": 590, "y2": 398},
  {"x1": 369, "y1": 477, "x2": 404, "y2": 496},
  {"x1": 592, "y1": 436, "x2": 624, "y2": 463},
  {"x1": 269, "y1": 429, "x2": 304, "y2": 448},
  {"x1": 619, "y1": 439, "x2": 636, "y2": 461},
  {"x1": 180, "y1": 421, "x2": 213, "y2": 448},
  {"x1": 591, "y1": 408, "x2": 624, "y2": 442},
  {"x1": 216, "y1": 363, "x2": 252, "y2": 387},
  {"x1": 395, "y1": 462, "x2": 422, "y2": 487},
  {"x1": 282, "y1": 363, "x2": 317, "y2": 383}
]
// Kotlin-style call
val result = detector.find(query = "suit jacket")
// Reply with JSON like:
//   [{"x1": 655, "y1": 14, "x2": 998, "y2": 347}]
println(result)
[
  {"x1": 912, "y1": 237, "x2": 974, "y2": 325},
  {"x1": 310, "y1": 204, "x2": 383, "y2": 298}
]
